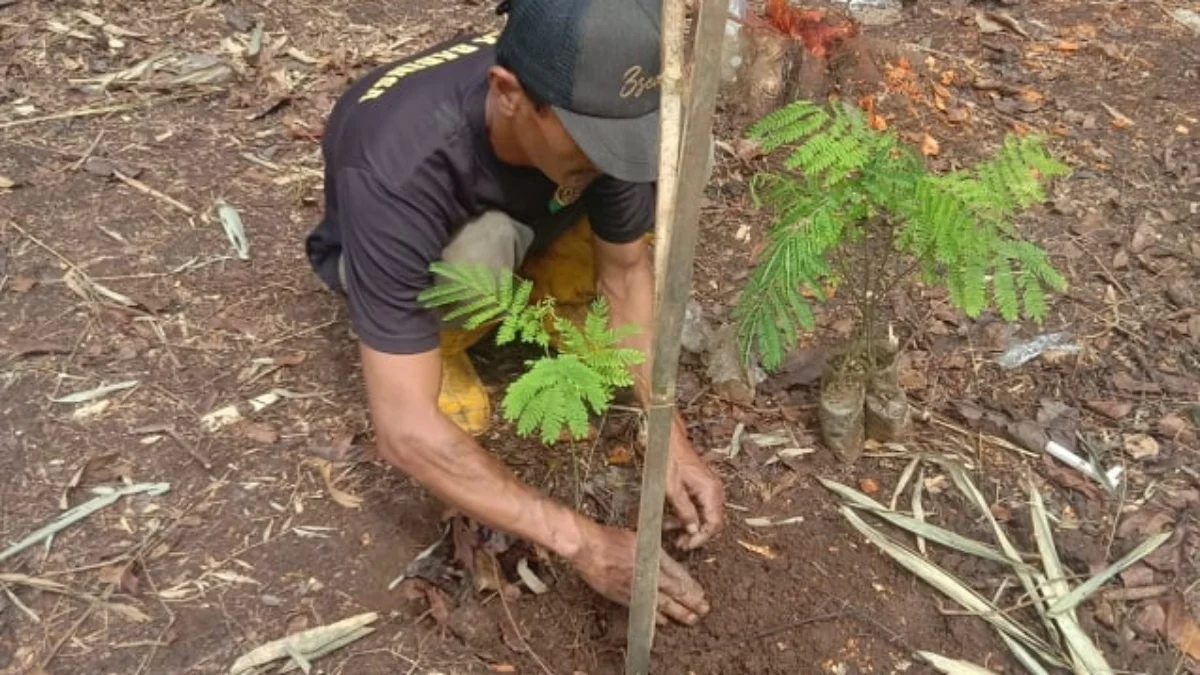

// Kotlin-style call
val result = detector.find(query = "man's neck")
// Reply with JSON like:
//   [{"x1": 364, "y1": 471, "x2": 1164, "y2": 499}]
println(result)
[{"x1": 484, "y1": 89, "x2": 531, "y2": 168}]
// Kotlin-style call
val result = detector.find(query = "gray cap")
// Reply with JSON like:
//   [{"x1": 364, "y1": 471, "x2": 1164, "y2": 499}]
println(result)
[{"x1": 496, "y1": 0, "x2": 662, "y2": 183}]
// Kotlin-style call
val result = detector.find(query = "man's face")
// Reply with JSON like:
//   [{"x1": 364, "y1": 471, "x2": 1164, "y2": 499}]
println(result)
[{"x1": 488, "y1": 67, "x2": 602, "y2": 190}]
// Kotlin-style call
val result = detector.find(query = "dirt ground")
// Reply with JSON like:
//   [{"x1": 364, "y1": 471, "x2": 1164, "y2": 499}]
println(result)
[{"x1": 2, "y1": 0, "x2": 1199, "y2": 673}]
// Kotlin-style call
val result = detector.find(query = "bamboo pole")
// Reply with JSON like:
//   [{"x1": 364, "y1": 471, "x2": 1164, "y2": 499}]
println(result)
[{"x1": 625, "y1": 0, "x2": 730, "y2": 672}]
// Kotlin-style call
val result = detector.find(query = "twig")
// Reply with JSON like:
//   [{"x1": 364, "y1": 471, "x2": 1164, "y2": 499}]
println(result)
[
  {"x1": 695, "y1": 609, "x2": 843, "y2": 652},
  {"x1": 494, "y1": 554, "x2": 553, "y2": 675},
  {"x1": 40, "y1": 587, "x2": 110, "y2": 670},
  {"x1": 0, "y1": 91, "x2": 213, "y2": 131},
  {"x1": 69, "y1": 131, "x2": 106, "y2": 172},
  {"x1": 131, "y1": 424, "x2": 213, "y2": 471},
  {"x1": 112, "y1": 170, "x2": 195, "y2": 215}
]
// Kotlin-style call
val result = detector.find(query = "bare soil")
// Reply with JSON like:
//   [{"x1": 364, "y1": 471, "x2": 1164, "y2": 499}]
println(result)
[{"x1": 2, "y1": 0, "x2": 1199, "y2": 674}]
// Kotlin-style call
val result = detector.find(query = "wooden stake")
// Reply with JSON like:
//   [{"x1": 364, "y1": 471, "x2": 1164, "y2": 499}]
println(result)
[{"x1": 625, "y1": 0, "x2": 729, "y2": 672}]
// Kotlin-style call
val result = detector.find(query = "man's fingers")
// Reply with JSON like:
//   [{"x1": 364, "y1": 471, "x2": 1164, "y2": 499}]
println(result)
[
  {"x1": 667, "y1": 482, "x2": 701, "y2": 536},
  {"x1": 657, "y1": 591, "x2": 700, "y2": 626},
  {"x1": 678, "y1": 484, "x2": 725, "y2": 550},
  {"x1": 657, "y1": 553, "x2": 709, "y2": 616}
]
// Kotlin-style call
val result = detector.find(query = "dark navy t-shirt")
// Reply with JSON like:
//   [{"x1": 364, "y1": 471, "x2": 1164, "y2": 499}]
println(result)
[{"x1": 305, "y1": 31, "x2": 656, "y2": 355}]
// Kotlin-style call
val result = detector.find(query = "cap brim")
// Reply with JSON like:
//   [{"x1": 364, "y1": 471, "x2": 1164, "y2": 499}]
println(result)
[{"x1": 555, "y1": 106, "x2": 658, "y2": 183}]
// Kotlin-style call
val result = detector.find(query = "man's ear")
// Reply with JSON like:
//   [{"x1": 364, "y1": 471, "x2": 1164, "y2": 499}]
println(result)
[{"x1": 487, "y1": 66, "x2": 524, "y2": 117}]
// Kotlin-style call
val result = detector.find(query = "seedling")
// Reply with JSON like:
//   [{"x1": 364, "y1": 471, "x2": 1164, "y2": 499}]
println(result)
[
  {"x1": 419, "y1": 261, "x2": 644, "y2": 444},
  {"x1": 733, "y1": 99, "x2": 1070, "y2": 459}
]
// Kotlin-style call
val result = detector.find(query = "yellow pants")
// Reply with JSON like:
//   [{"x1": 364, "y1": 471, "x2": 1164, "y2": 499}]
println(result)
[{"x1": 436, "y1": 212, "x2": 601, "y2": 435}]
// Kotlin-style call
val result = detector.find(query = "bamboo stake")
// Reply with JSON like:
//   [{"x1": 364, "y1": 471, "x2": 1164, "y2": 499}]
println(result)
[{"x1": 625, "y1": 0, "x2": 728, "y2": 672}]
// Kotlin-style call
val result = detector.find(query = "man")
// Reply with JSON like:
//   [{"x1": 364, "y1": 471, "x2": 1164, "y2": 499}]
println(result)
[{"x1": 304, "y1": 0, "x2": 724, "y2": 626}]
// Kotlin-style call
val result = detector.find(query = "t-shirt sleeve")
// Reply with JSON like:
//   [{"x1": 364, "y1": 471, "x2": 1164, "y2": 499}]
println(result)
[
  {"x1": 337, "y1": 167, "x2": 449, "y2": 355},
  {"x1": 583, "y1": 177, "x2": 656, "y2": 244}
]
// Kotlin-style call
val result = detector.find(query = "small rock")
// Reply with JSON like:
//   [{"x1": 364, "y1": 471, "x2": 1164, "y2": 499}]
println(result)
[
  {"x1": 224, "y1": 8, "x2": 256, "y2": 32},
  {"x1": 1094, "y1": 600, "x2": 1117, "y2": 628},
  {"x1": 1124, "y1": 433, "x2": 1160, "y2": 460},
  {"x1": 1167, "y1": 279, "x2": 1195, "y2": 308},
  {"x1": 680, "y1": 299, "x2": 711, "y2": 355},
  {"x1": 705, "y1": 323, "x2": 757, "y2": 406},
  {"x1": 859, "y1": 478, "x2": 880, "y2": 495},
  {"x1": 1133, "y1": 602, "x2": 1166, "y2": 638},
  {"x1": 83, "y1": 157, "x2": 115, "y2": 178},
  {"x1": 0, "y1": 175, "x2": 15, "y2": 190},
  {"x1": 1086, "y1": 399, "x2": 1133, "y2": 420},
  {"x1": 1172, "y1": 8, "x2": 1200, "y2": 35},
  {"x1": 261, "y1": 594, "x2": 284, "y2": 607}
]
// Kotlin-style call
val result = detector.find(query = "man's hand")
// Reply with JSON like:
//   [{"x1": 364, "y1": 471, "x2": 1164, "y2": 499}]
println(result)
[
  {"x1": 570, "y1": 522, "x2": 710, "y2": 626},
  {"x1": 666, "y1": 420, "x2": 725, "y2": 550},
  {"x1": 592, "y1": 235, "x2": 727, "y2": 549}
]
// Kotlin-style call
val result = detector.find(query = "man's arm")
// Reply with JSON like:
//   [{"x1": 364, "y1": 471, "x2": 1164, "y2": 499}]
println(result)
[
  {"x1": 359, "y1": 343, "x2": 710, "y2": 624},
  {"x1": 592, "y1": 235, "x2": 725, "y2": 550}
]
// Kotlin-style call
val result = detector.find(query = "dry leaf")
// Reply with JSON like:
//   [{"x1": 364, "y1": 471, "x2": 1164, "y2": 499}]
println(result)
[
  {"x1": 1113, "y1": 371, "x2": 1161, "y2": 394},
  {"x1": 241, "y1": 422, "x2": 279, "y2": 445},
  {"x1": 306, "y1": 458, "x2": 364, "y2": 509},
  {"x1": 1053, "y1": 40, "x2": 1081, "y2": 52},
  {"x1": 9, "y1": 275, "x2": 36, "y2": 293},
  {"x1": 920, "y1": 133, "x2": 940, "y2": 157},
  {"x1": 1124, "y1": 434, "x2": 1160, "y2": 460},
  {"x1": 1130, "y1": 220, "x2": 1159, "y2": 254},
  {"x1": 1101, "y1": 103, "x2": 1133, "y2": 128},
  {"x1": 98, "y1": 562, "x2": 140, "y2": 595},
  {"x1": 488, "y1": 666, "x2": 517, "y2": 673},
  {"x1": 1159, "y1": 415, "x2": 1197, "y2": 443},
  {"x1": 975, "y1": 11, "x2": 1004, "y2": 34},
  {"x1": 607, "y1": 444, "x2": 634, "y2": 466},
  {"x1": 737, "y1": 540, "x2": 778, "y2": 560},
  {"x1": 275, "y1": 352, "x2": 307, "y2": 367},
  {"x1": 1166, "y1": 595, "x2": 1200, "y2": 659},
  {"x1": 1085, "y1": 400, "x2": 1133, "y2": 420}
]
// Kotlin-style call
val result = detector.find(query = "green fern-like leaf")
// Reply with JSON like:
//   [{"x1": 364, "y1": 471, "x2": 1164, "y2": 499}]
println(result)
[{"x1": 502, "y1": 355, "x2": 610, "y2": 444}]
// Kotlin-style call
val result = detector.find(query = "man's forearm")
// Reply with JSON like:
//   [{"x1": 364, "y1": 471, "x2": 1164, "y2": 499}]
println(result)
[
  {"x1": 597, "y1": 257, "x2": 693, "y2": 440},
  {"x1": 379, "y1": 413, "x2": 590, "y2": 559}
]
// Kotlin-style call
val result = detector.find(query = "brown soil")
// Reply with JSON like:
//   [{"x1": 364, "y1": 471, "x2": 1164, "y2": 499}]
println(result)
[{"x1": 3, "y1": 0, "x2": 1199, "y2": 674}]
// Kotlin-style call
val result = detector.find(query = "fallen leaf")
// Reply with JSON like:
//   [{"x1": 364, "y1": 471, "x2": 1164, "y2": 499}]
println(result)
[
  {"x1": 1165, "y1": 594, "x2": 1200, "y2": 659},
  {"x1": 241, "y1": 422, "x2": 279, "y2": 445},
  {"x1": 607, "y1": 444, "x2": 634, "y2": 466},
  {"x1": 1086, "y1": 400, "x2": 1133, "y2": 420},
  {"x1": 975, "y1": 11, "x2": 1004, "y2": 34},
  {"x1": 1113, "y1": 371, "x2": 1161, "y2": 394},
  {"x1": 306, "y1": 458, "x2": 364, "y2": 509},
  {"x1": 488, "y1": 666, "x2": 517, "y2": 673},
  {"x1": 1117, "y1": 509, "x2": 1175, "y2": 540},
  {"x1": 9, "y1": 275, "x2": 36, "y2": 293},
  {"x1": 1101, "y1": 102, "x2": 1134, "y2": 128},
  {"x1": 920, "y1": 133, "x2": 940, "y2": 157},
  {"x1": 1121, "y1": 564, "x2": 1156, "y2": 588},
  {"x1": 1130, "y1": 219, "x2": 1159, "y2": 254},
  {"x1": 1111, "y1": 249, "x2": 1129, "y2": 269},
  {"x1": 285, "y1": 613, "x2": 309, "y2": 635},
  {"x1": 737, "y1": 540, "x2": 779, "y2": 560},
  {"x1": 98, "y1": 562, "x2": 140, "y2": 595},
  {"x1": 1053, "y1": 40, "x2": 1081, "y2": 52},
  {"x1": 1133, "y1": 602, "x2": 1167, "y2": 637},
  {"x1": 1124, "y1": 434, "x2": 1160, "y2": 460},
  {"x1": 1159, "y1": 414, "x2": 1197, "y2": 443},
  {"x1": 859, "y1": 478, "x2": 880, "y2": 495},
  {"x1": 274, "y1": 351, "x2": 308, "y2": 367}
]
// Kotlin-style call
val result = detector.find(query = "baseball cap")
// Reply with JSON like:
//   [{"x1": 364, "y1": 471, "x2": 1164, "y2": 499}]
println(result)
[{"x1": 496, "y1": 0, "x2": 662, "y2": 183}]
